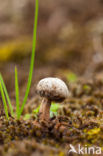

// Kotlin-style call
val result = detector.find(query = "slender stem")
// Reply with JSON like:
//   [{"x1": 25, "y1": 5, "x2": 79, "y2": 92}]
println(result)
[
  {"x1": 0, "y1": 74, "x2": 14, "y2": 117},
  {"x1": 39, "y1": 98, "x2": 51, "y2": 121},
  {"x1": 15, "y1": 67, "x2": 20, "y2": 119},
  {"x1": 18, "y1": 0, "x2": 39, "y2": 118},
  {"x1": 0, "y1": 82, "x2": 9, "y2": 120}
]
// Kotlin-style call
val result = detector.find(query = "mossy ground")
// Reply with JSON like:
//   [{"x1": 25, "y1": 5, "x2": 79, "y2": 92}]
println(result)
[{"x1": 0, "y1": 63, "x2": 103, "y2": 155}]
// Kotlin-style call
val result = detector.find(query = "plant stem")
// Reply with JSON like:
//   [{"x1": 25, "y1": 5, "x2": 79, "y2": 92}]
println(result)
[
  {"x1": 18, "y1": 0, "x2": 39, "y2": 118},
  {"x1": 15, "y1": 67, "x2": 20, "y2": 119},
  {"x1": 0, "y1": 74, "x2": 14, "y2": 117},
  {"x1": 0, "y1": 82, "x2": 9, "y2": 120}
]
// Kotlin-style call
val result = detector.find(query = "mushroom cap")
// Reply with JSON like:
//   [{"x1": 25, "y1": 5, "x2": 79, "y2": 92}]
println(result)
[{"x1": 36, "y1": 77, "x2": 69, "y2": 102}]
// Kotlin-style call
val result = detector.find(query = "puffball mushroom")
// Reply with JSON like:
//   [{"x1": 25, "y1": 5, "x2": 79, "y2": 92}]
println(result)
[{"x1": 36, "y1": 77, "x2": 69, "y2": 121}]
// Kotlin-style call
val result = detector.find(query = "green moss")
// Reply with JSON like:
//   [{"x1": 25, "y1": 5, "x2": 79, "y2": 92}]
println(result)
[
  {"x1": 87, "y1": 128, "x2": 100, "y2": 135},
  {"x1": 23, "y1": 114, "x2": 31, "y2": 120},
  {"x1": 66, "y1": 72, "x2": 77, "y2": 82}
]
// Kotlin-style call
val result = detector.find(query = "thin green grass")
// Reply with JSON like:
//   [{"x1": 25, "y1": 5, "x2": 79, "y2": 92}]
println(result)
[
  {"x1": 0, "y1": 0, "x2": 39, "y2": 120},
  {"x1": 0, "y1": 82, "x2": 9, "y2": 120},
  {"x1": 0, "y1": 74, "x2": 14, "y2": 117},
  {"x1": 18, "y1": 0, "x2": 39, "y2": 118},
  {"x1": 15, "y1": 67, "x2": 20, "y2": 119}
]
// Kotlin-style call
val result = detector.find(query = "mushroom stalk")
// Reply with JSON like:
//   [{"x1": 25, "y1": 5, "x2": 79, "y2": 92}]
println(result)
[{"x1": 39, "y1": 98, "x2": 51, "y2": 121}]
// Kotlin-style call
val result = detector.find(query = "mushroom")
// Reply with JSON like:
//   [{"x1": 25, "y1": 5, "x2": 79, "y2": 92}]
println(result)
[{"x1": 36, "y1": 77, "x2": 69, "y2": 121}]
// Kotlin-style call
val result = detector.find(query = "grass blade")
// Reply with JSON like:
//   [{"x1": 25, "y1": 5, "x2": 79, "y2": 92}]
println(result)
[
  {"x1": 0, "y1": 74, "x2": 14, "y2": 116},
  {"x1": 15, "y1": 67, "x2": 20, "y2": 119},
  {"x1": 18, "y1": 0, "x2": 39, "y2": 118},
  {"x1": 0, "y1": 82, "x2": 9, "y2": 120}
]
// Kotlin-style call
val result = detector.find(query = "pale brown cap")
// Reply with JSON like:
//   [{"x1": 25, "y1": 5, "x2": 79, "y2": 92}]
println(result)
[{"x1": 36, "y1": 77, "x2": 69, "y2": 102}]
